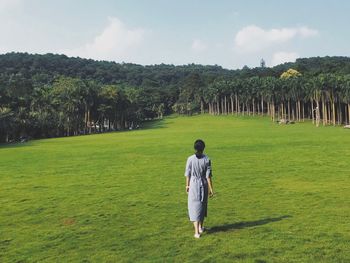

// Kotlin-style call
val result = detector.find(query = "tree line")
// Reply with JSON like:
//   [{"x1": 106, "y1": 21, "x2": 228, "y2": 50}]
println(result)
[
  {"x1": 0, "y1": 75, "x2": 176, "y2": 142},
  {"x1": 1, "y1": 53, "x2": 350, "y2": 143},
  {"x1": 174, "y1": 69, "x2": 350, "y2": 128}
]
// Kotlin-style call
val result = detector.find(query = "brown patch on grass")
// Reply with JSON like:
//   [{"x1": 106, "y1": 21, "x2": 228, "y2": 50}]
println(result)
[{"x1": 62, "y1": 218, "x2": 76, "y2": 226}]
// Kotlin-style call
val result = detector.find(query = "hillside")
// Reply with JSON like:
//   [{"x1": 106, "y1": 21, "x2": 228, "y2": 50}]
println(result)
[{"x1": 1, "y1": 53, "x2": 350, "y2": 85}]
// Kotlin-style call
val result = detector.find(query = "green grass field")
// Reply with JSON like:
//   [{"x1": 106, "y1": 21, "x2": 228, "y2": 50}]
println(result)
[{"x1": 1, "y1": 115, "x2": 350, "y2": 262}]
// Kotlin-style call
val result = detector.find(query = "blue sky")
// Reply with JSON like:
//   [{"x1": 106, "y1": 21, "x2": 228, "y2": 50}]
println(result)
[{"x1": 0, "y1": 0, "x2": 349, "y2": 69}]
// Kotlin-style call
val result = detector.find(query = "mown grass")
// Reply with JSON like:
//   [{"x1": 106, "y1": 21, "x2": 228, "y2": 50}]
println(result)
[{"x1": 1, "y1": 115, "x2": 349, "y2": 262}]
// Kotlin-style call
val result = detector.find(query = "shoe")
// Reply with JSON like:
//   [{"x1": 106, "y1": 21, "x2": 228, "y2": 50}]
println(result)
[
  {"x1": 199, "y1": 227, "x2": 205, "y2": 234},
  {"x1": 194, "y1": 233, "x2": 200, "y2": 238}
]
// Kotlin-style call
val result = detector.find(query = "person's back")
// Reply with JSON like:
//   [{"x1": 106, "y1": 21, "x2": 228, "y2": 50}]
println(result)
[
  {"x1": 184, "y1": 139, "x2": 214, "y2": 238},
  {"x1": 186, "y1": 154, "x2": 211, "y2": 179}
]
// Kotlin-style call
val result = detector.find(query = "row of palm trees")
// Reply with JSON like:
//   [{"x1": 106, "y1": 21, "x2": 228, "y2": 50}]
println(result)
[{"x1": 201, "y1": 71, "x2": 350, "y2": 126}]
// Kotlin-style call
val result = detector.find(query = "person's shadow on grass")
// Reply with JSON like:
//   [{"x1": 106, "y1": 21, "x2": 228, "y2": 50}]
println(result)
[{"x1": 207, "y1": 215, "x2": 291, "y2": 233}]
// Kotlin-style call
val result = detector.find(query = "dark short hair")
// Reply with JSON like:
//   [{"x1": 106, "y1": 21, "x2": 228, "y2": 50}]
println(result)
[{"x1": 194, "y1": 139, "x2": 205, "y2": 152}]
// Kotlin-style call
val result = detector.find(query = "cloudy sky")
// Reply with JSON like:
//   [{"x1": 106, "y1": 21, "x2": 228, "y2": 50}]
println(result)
[{"x1": 0, "y1": 0, "x2": 349, "y2": 69}]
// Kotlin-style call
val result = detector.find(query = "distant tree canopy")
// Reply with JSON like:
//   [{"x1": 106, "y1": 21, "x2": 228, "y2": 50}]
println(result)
[{"x1": 1, "y1": 52, "x2": 350, "y2": 142}]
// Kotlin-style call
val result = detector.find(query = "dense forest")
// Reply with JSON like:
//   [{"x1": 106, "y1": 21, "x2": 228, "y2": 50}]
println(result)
[{"x1": 1, "y1": 52, "x2": 350, "y2": 143}]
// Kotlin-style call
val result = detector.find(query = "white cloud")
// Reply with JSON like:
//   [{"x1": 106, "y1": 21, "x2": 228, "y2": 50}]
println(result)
[
  {"x1": 0, "y1": 0, "x2": 22, "y2": 21},
  {"x1": 234, "y1": 25, "x2": 318, "y2": 53},
  {"x1": 272, "y1": 51, "x2": 299, "y2": 66},
  {"x1": 299, "y1": 26, "x2": 318, "y2": 37},
  {"x1": 64, "y1": 17, "x2": 145, "y2": 62},
  {"x1": 191, "y1": 39, "x2": 207, "y2": 52},
  {"x1": 0, "y1": 0, "x2": 21, "y2": 10}
]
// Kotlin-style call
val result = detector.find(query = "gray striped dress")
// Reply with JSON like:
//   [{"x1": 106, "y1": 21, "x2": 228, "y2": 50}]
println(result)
[{"x1": 184, "y1": 154, "x2": 212, "y2": 222}]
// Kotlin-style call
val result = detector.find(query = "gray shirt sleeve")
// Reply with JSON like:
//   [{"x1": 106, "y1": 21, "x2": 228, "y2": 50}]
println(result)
[{"x1": 185, "y1": 156, "x2": 192, "y2": 177}]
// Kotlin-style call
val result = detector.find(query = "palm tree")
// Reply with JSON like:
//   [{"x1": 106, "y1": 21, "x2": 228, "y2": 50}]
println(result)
[
  {"x1": 342, "y1": 75, "x2": 350, "y2": 124},
  {"x1": 0, "y1": 107, "x2": 13, "y2": 142},
  {"x1": 52, "y1": 77, "x2": 87, "y2": 136}
]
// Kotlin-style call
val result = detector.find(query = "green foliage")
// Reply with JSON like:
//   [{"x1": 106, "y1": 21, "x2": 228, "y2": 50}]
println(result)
[{"x1": 2, "y1": 53, "x2": 350, "y2": 141}]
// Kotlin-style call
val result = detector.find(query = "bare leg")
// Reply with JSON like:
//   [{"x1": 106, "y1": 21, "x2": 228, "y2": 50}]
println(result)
[
  {"x1": 193, "y1": 221, "x2": 200, "y2": 235},
  {"x1": 199, "y1": 220, "x2": 204, "y2": 231}
]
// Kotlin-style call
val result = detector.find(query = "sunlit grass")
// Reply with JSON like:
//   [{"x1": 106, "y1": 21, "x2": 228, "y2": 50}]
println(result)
[{"x1": 1, "y1": 115, "x2": 349, "y2": 262}]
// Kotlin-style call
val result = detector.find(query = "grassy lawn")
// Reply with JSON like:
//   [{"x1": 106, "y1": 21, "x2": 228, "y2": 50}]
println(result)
[{"x1": 1, "y1": 115, "x2": 349, "y2": 262}]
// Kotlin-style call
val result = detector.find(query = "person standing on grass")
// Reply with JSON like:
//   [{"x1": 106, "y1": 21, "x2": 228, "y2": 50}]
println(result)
[{"x1": 185, "y1": 139, "x2": 214, "y2": 238}]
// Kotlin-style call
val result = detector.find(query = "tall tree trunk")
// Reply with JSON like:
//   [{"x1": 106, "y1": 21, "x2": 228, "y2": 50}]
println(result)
[
  {"x1": 221, "y1": 98, "x2": 223, "y2": 115},
  {"x1": 338, "y1": 101, "x2": 341, "y2": 125},
  {"x1": 278, "y1": 104, "x2": 281, "y2": 120},
  {"x1": 302, "y1": 102, "x2": 305, "y2": 122},
  {"x1": 316, "y1": 100, "x2": 320, "y2": 127},
  {"x1": 311, "y1": 99, "x2": 314, "y2": 124},
  {"x1": 221, "y1": 97, "x2": 226, "y2": 114},
  {"x1": 252, "y1": 99, "x2": 255, "y2": 116},
  {"x1": 281, "y1": 103, "x2": 283, "y2": 120},
  {"x1": 230, "y1": 95, "x2": 234, "y2": 115},
  {"x1": 237, "y1": 99, "x2": 241, "y2": 115},
  {"x1": 324, "y1": 102, "x2": 327, "y2": 124},
  {"x1": 83, "y1": 111, "x2": 87, "y2": 134},
  {"x1": 322, "y1": 96, "x2": 326, "y2": 126},
  {"x1": 326, "y1": 102, "x2": 329, "y2": 125},
  {"x1": 67, "y1": 116, "x2": 70, "y2": 136},
  {"x1": 288, "y1": 100, "x2": 291, "y2": 121},
  {"x1": 224, "y1": 96, "x2": 227, "y2": 114},
  {"x1": 343, "y1": 103, "x2": 347, "y2": 125},
  {"x1": 235, "y1": 94, "x2": 238, "y2": 114},
  {"x1": 216, "y1": 100, "x2": 219, "y2": 115},
  {"x1": 88, "y1": 109, "x2": 91, "y2": 134},
  {"x1": 332, "y1": 101, "x2": 336, "y2": 126}
]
